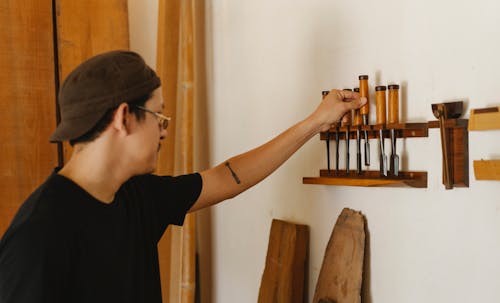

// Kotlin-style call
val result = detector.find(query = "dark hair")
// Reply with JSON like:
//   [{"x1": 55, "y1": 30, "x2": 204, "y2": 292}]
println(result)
[{"x1": 69, "y1": 93, "x2": 153, "y2": 146}]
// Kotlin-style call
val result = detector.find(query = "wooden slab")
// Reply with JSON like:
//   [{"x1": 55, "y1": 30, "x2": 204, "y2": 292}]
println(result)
[
  {"x1": 474, "y1": 160, "x2": 500, "y2": 180},
  {"x1": 0, "y1": 0, "x2": 58, "y2": 237},
  {"x1": 313, "y1": 208, "x2": 365, "y2": 303},
  {"x1": 55, "y1": 0, "x2": 129, "y2": 162},
  {"x1": 469, "y1": 107, "x2": 500, "y2": 131},
  {"x1": 258, "y1": 219, "x2": 309, "y2": 303}
]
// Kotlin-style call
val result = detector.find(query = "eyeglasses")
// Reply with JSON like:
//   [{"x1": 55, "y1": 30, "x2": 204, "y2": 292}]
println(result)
[{"x1": 134, "y1": 105, "x2": 171, "y2": 130}]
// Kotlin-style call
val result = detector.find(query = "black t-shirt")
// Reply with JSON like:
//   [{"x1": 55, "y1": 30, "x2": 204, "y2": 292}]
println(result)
[{"x1": 0, "y1": 170, "x2": 202, "y2": 303}]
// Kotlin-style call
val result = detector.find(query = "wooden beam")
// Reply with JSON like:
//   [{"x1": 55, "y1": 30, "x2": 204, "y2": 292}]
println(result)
[{"x1": 258, "y1": 219, "x2": 309, "y2": 303}]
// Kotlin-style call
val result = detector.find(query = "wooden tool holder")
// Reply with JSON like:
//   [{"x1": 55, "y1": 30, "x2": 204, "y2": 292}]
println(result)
[
  {"x1": 469, "y1": 106, "x2": 500, "y2": 181},
  {"x1": 427, "y1": 118, "x2": 469, "y2": 188},
  {"x1": 303, "y1": 104, "x2": 470, "y2": 189},
  {"x1": 303, "y1": 122, "x2": 429, "y2": 188}
]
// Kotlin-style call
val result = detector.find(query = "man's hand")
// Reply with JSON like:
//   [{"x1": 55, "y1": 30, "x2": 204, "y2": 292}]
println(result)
[{"x1": 308, "y1": 89, "x2": 367, "y2": 133}]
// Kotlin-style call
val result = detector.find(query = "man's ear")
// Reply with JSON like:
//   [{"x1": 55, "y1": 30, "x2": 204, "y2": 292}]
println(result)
[{"x1": 111, "y1": 103, "x2": 132, "y2": 136}]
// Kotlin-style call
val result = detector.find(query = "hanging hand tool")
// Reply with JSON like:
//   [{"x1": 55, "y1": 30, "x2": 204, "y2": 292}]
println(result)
[
  {"x1": 388, "y1": 84, "x2": 400, "y2": 176},
  {"x1": 322, "y1": 91, "x2": 331, "y2": 175},
  {"x1": 353, "y1": 87, "x2": 362, "y2": 175},
  {"x1": 359, "y1": 75, "x2": 370, "y2": 167},
  {"x1": 431, "y1": 101, "x2": 463, "y2": 189},
  {"x1": 343, "y1": 108, "x2": 352, "y2": 175},
  {"x1": 341, "y1": 89, "x2": 353, "y2": 175},
  {"x1": 375, "y1": 86, "x2": 388, "y2": 176}
]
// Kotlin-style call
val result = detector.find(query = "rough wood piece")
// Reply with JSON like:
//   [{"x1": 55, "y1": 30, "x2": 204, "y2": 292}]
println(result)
[
  {"x1": 258, "y1": 219, "x2": 309, "y2": 303},
  {"x1": 313, "y1": 208, "x2": 365, "y2": 303},
  {"x1": 474, "y1": 160, "x2": 500, "y2": 180},
  {"x1": 0, "y1": 0, "x2": 58, "y2": 237}
]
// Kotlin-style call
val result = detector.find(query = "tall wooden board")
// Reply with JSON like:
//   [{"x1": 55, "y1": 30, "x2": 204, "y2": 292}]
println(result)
[
  {"x1": 313, "y1": 208, "x2": 365, "y2": 303},
  {"x1": 55, "y1": 0, "x2": 129, "y2": 161},
  {"x1": 258, "y1": 219, "x2": 309, "y2": 303},
  {"x1": 0, "y1": 0, "x2": 58, "y2": 237}
]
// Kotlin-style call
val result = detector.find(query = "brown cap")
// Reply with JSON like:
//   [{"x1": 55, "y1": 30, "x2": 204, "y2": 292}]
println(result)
[{"x1": 50, "y1": 50, "x2": 161, "y2": 143}]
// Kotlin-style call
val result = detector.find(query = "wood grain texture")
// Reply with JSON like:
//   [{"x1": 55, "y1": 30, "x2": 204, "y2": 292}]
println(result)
[
  {"x1": 474, "y1": 160, "x2": 500, "y2": 180},
  {"x1": 258, "y1": 219, "x2": 309, "y2": 303},
  {"x1": 0, "y1": 0, "x2": 58, "y2": 237},
  {"x1": 468, "y1": 107, "x2": 500, "y2": 131},
  {"x1": 157, "y1": 0, "x2": 198, "y2": 302},
  {"x1": 55, "y1": 0, "x2": 129, "y2": 162},
  {"x1": 313, "y1": 208, "x2": 365, "y2": 303},
  {"x1": 156, "y1": 0, "x2": 181, "y2": 301}
]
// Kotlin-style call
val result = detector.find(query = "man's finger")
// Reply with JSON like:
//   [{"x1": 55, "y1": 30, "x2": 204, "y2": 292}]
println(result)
[
  {"x1": 334, "y1": 89, "x2": 360, "y2": 100},
  {"x1": 344, "y1": 97, "x2": 367, "y2": 110}
]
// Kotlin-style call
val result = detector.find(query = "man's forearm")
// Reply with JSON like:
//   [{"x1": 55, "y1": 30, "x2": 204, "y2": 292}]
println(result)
[
  {"x1": 189, "y1": 89, "x2": 365, "y2": 212},
  {"x1": 191, "y1": 117, "x2": 320, "y2": 211}
]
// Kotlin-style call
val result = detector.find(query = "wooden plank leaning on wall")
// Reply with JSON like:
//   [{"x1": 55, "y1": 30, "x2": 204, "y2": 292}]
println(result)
[
  {"x1": 0, "y1": 0, "x2": 58, "y2": 237},
  {"x1": 258, "y1": 220, "x2": 309, "y2": 303},
  {"x1": 157, "y1": 0, "x2": 199, "y2": 302},
  {"x1": 55, "y1": 0, "x2": 129, "y2": 162}
]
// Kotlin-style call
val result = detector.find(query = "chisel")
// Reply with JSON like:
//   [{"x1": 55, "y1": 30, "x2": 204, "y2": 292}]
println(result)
[
  {"x1": 342, "y1": 106, "x2": 352, "y2": 175},
  {"x1": 341, "y1": 88, "x2": 353, "y2": 175},
  {"x1": 375, "y1": 86, "x2": 388, "y2": 176},
  {"x1": 322, "y1": 91, "x2": 331, "y2": 175},
  {"x1": 353, "y1": 87, "x2": 362, "y2": 175},
  {"x1": 359, "y1": 75, "x2": 370, "y2": 167},
  {"x1": 388, "y1": 84, "x2": 400, "y2": 176}
]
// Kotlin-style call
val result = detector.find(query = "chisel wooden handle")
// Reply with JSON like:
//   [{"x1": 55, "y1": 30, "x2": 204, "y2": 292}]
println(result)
[
  {"x1": 375, "y1": 86, "x2": 387, "y2": 125},
  {"x1": 388, "y1": 85, "x2": 400, "y2": 176},
  {"x1": 359, "y1": 75, "x2": 369, "y2": 117},
  {"x1": 388, "y1": 84, "x2": 399, "y2": 124},
  {"x1": 352, "y1": 87, "x2": 362, "y2": 126}
]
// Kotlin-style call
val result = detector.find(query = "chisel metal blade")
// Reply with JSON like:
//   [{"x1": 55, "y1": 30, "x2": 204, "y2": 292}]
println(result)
[{"x1": 379, "y1": 129, "x2": 387, "y2": 176}]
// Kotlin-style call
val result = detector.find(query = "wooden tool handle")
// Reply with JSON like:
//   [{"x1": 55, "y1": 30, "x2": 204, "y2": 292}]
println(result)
[
  {"x1": 437, "y1": 104, "x2": 453, "y2": 189},
  {"x1": 388, "y1": 84, "x2": 399, "y2": 124},
  {"x1": 342, "y1": 110, "x2": 352, "y2": 127},
  {"x1": 359, "y1": 75, "x2": 369, "y2": 116},
  {"x1": 375, "y1": 86, "x2": 387, "y2": 125},
  {"x1": 353, "y1": 109, "x2": 362, "y2": 126}
]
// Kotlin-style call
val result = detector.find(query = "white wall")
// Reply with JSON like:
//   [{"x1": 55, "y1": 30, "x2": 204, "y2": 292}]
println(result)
[{"x1": 130, "y1": 0, "x2": 500, "y2": 302}]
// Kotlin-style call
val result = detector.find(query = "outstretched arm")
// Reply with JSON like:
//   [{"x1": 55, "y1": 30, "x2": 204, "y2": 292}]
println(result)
[{"x1": 189, "y1": 89, "x2": 366, "y2": 212}]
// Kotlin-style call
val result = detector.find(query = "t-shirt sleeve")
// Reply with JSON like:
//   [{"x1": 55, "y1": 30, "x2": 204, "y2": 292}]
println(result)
[{"x1": 128, "y1": 173, "x2": 203, "y2": 241}]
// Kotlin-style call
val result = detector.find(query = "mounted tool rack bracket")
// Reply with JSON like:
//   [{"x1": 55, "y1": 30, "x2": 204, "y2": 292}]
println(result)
[
  {"x1": 429, "y1": 101, "x2": 469, "y2": 189},
  {"x1": 303, "y1": 122, "x2": 429, "y2": 188}
]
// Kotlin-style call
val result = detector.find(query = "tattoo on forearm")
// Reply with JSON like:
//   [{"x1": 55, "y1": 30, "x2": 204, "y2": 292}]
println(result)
[{"x1": 225, "y1": 162, "x2": 241, "y2": 184}]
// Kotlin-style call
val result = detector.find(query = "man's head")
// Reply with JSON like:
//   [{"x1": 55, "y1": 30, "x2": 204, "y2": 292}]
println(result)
[{"x1": 50, "y1": 50, "x2": 161, "y2": 144}]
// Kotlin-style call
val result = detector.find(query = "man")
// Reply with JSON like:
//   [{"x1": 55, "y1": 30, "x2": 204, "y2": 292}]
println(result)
[{"x1": 0, "y1": 50, "x2": 365, "y2": 302}]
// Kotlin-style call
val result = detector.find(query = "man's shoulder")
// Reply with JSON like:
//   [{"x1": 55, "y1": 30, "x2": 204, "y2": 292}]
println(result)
[{"x1": 0, "y1": 174, "x2": 77, "y2": 246}]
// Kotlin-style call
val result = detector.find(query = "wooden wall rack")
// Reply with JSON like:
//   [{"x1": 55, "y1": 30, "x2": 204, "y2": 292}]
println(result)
[
  {"x1": 469, "y1": 106, "x2": 500, "y2": 181},
  {"x1": 303, "y1": 103, "x2": 470, "y2": 189},
  {"x1": 303, "y1": 122, "x2": 429, "y2": 188}
]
